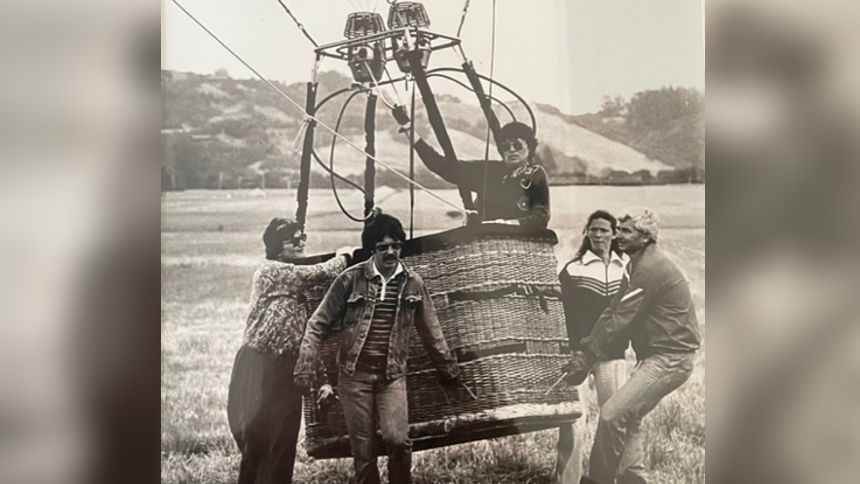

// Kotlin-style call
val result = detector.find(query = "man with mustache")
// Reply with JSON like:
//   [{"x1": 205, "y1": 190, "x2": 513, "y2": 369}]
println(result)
[{"x1": 294, "y1": 213, "x2": 461, "y2": 484}]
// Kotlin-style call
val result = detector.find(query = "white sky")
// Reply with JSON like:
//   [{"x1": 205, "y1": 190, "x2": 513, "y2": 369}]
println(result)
[{"x1": 162, "y1": 0, "x2": 704, "y2": 114}]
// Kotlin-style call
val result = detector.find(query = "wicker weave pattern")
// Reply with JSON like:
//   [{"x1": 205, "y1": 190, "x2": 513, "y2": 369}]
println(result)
[
  {"x1": 415, "y1": 296, "x2": 566, "y2": 349},
  {"x1": 410, "y1": 238, "x2": 559, "y2": 295},
  {"x1": 302, "y1": 231, "x2": 579, "y2": 458}
]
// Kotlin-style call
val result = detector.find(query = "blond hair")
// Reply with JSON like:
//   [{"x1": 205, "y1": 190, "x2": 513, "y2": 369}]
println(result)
[{"x1": 619, "y1": 207, "x2": 659, "y2": 242}]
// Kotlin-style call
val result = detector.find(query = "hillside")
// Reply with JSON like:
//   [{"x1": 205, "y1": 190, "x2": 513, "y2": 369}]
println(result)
[
  {"x1": 162, "y1": 69, "x2": 701, "y2": 190},
  {"x1": 544, "y1": 87, "x2": 705, "y2": 177}
]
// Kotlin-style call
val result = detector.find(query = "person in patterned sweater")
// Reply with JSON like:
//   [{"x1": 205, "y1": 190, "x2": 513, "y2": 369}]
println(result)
[
  {"x1": 227, "y1": 217, "x2": 353, "y2": 484},
  {"x1": 555, "y1": 210, "x2": 643, "y2": 483}
]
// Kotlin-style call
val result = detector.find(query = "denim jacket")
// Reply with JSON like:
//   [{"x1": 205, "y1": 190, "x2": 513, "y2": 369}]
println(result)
[{"x1": 294, "y1": 259, "x2": 460, "y2": 381}]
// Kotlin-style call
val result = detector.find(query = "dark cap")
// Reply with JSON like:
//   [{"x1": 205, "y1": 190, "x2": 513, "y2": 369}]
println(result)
[
  {"x1": 497, "y1": 121, "x2": 537, "y2": 157},
  {"x1": 263, "y1": 217, "x2": 301, "y2": 260}
]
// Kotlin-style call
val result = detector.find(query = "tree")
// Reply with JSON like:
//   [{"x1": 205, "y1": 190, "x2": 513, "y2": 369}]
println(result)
[
  {"x1": 627, "y1": 87, "x2": 702, "y2": 133},
  {"x1": 599, "y1": 95, "x2": 626, "y2": 117},
  {"x1": 633, "y1": 169, "x2": 653, "y2": 184}
]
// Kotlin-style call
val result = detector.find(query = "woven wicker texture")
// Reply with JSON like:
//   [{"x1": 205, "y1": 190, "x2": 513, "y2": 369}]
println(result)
[
  {"x1": 411, "y1": 238, "x2": 559, "y2": 295},
  {"x1": 301, "y1": 228, "x2": 579, "y2": 458}
]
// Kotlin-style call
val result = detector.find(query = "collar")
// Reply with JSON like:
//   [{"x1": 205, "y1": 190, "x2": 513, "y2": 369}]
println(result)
[
  {"x1": 502, "y1": 162, "x2": 535, "y2": 182},
  {"x1": 365, "y1": 258, "x2": 406, "y2": 282},
  {"x1": 511, "y1": 163, "x2": 530, "y2": 178},
  {"x1": 626, "y1": 243, "x2": 656, "y2": 271},
  {"x1": 580, "y1": 249, "x2": 626, "y2": 266}
]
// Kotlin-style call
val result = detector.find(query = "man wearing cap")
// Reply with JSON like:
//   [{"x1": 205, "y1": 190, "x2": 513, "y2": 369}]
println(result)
[
  {"x1": 564, "y1": 207, "x2": 702, "y2": 484},
  {"x1": 391, "y1": 106, "x2": 550, "y2": 229}
]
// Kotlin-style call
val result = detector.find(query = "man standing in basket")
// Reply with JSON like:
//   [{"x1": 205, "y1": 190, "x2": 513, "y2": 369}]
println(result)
[
  {"x1": 563, "y1": 207, "x2": 701, "y2": 484},
  {"x1": 294, "y1": 213, "x2": 462, "y2": 484}
]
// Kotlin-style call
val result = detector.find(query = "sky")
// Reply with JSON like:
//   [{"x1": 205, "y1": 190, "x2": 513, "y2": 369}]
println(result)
[{"x1": 162, "y1": 0, "x2": 704, "y2": 114}]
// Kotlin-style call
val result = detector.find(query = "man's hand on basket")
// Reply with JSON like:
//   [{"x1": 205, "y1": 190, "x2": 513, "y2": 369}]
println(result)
[
  {"x1": 561, "y1": 350, "x2": 597, "y2": 386},
  {"x1": 438, "y1": 371, "x2": 478, "y2": 400},
  {"x1": 294, "y1": 373, "x2": 314, "y2": 392},
  {"x1": 437, "y1": 372, "x2": 461, "y2": 389},
  {"x1": 316, "y1": 384, "x2": 338, "y2": 413}
]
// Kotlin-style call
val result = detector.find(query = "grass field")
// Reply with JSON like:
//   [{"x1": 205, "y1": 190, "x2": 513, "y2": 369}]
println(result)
[{"x1": 161, "y1": 185, "x2": 705, "y2": 483}]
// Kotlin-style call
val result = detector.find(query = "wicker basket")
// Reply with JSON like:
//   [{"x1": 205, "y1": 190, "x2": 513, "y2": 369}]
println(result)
[{"x1": 299, "y1": 225, "x2": 580, "y2": 458}]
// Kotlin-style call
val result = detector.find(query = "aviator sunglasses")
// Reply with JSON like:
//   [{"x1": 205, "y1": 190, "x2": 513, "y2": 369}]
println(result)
[
  {"x1": 289, "y1": 232, "x2": 307, "y2": 246},
  {"x1": 499, "y1": 139, "x2": 526, "y2": 152}
]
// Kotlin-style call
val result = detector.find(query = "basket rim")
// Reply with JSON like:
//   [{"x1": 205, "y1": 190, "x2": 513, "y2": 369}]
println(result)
[{"x1": 287, "y1": 225, "x2": 559, "y2": 266}]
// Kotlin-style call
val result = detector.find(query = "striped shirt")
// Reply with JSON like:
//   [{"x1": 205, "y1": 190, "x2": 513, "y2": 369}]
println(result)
[{"x1": 357, "y1": 264, "x2": 405, "y2": 372}]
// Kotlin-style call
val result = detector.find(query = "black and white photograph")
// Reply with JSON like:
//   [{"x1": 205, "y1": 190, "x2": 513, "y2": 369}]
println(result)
[
  {"x1": 161, "y1": 1, "x2": 704, "y2": 482},
  {"x1": 6, "y1": 1, "x2": 860, "y2": 484}
]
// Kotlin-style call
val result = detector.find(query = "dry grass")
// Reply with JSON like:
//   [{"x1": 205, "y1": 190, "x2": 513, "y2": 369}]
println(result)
[{"x1": 161, "y1": 186, "x2": 704, "y2": 483}]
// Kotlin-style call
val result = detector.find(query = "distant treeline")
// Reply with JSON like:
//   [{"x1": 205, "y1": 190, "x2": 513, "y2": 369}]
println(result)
[
  {"x1": 161, "y1": 164, "x2": 702, "y2": 191},
  {"x1": 554, "y1": 86, "x2": 704, "y2": 177},
  {"x1": 162, "y1": 70, "x2": 703, "y2": 191}
]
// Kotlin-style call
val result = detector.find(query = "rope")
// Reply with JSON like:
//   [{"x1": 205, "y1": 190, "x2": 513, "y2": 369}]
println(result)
[
  {"x1": 170, "y1": 0, "x2": 467, "y2": 216},
  {"x1": 362, "y1": 60, "x2": 398, "y2": 110},
  {"x1": 308, "y1": 86, "x2": 370, "y2": 194},
  {"x1": 456, "y1": 0, "x2": 472, "y2": 38},
  {"x1": 290, "y1": 117, "x2": 311, "y2": 153},
  {"x1": 363, "y1": 61, "x2": 407, "y2": 110},
  {"x1": 330, "y1": 91, "x2": 372, "y2": 222},
  {"x1": 310, "y1": 150, "x2": 366, "y2": 193},
  {"x1": 481, "y1": 0, "x2": 498, "y2": 218},
  {"x1": 382, "y1": 64, "x2": 406, "y2": 106},
  {"x1": 275, "y1": 0, "x2": 318, "y2": 47}
]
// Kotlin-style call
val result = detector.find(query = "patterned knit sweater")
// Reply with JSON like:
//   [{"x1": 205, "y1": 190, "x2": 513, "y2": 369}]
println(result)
[{"x1": 243, "y1": 255, "x2": 347, "y2": 356}]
